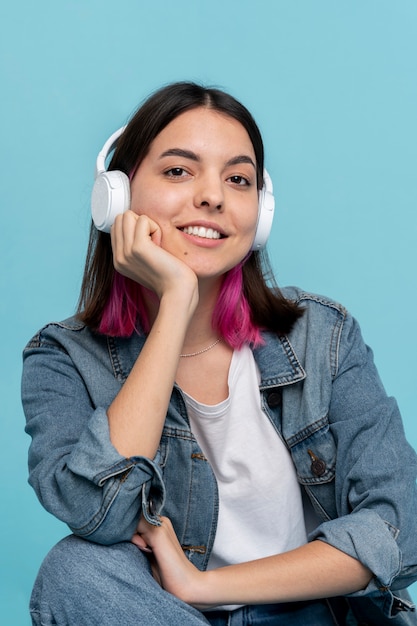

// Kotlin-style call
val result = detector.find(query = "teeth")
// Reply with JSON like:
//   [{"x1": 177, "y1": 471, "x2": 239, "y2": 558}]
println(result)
[{"x1": 182, "y1": 226, "x2": 221, "y2": 239}]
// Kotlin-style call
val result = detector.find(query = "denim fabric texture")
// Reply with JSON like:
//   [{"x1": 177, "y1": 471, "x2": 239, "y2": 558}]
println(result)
[
  {"x1": 30, "y1": 535, "x2": 210, "y2": 626},
  {"x1": 29, "y1": 535, "x2": 335, "y2": 625},
  {"x1": 203, "y1": 600, "x2": 337, "y2": 625},
  {"x1": 22, "y1": 287, "x2": 417, "y2": 624}
]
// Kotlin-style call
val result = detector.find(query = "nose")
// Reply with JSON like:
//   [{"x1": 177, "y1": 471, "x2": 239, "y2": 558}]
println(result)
[{"x1": 194, "y1": 173, "x2": 224, "y2": 211}]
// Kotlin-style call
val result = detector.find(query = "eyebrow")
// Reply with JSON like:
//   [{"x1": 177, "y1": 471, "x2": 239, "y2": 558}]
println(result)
[{"x1": 159, "y1": 148, "x2": 256, "y2": 170}]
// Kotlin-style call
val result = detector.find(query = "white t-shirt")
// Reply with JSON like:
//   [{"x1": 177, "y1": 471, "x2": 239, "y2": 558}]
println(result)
[{"x1": 183, "y1": 345, "x2": 307, "y2": 608}]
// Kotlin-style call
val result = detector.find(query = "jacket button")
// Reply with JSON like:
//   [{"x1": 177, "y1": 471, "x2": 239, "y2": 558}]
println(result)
[
  {"x1": 311, "y1": 459, "x2": 327, "y2": 476},
  {"x1": 266, "y1": 390, "x2": 282, "y2": 408},
  {"x1": 307, "y1": 449, "x2": 327, "y2": 477}
]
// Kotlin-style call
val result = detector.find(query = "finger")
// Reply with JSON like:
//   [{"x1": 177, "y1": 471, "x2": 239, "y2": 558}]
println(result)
[
  {"x1": 145, "y1": 216, "x2": 162, "y2": 246},
  {"x1": 111, "y1": 211, "x2": 146, "y2": 273},
  {"x1": 110, "y1": 211, "x2": 134, "y2": 265},
  {"x1": 131, "y1": 533, "x2": 153, "y2": 553},
  {"x1": 137, "y1": 513, "x2": 153, "y2": 534},
  {"x1": 120, "y1": 210, "x2": 140, "y2": 256},
  {"x1": 136, "y1": 515, "x2": 170, "y2": 549},
  {"x1": 130, "y1": 213, "x2": 162, "y2": 249}
]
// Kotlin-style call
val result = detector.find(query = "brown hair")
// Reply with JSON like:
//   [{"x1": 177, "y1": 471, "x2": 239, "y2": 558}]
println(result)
[{"x1": 77, "y1": 81, "x2": 303, "y2": 337}]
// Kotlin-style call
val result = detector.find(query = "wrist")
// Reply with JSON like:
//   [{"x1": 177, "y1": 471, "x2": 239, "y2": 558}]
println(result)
[
  {"x1": 189, "y1": 569, "x2": 222, "y2": 610},
  {"x1": 159, "y1": 282, "x2": 199, "y2": 319}
]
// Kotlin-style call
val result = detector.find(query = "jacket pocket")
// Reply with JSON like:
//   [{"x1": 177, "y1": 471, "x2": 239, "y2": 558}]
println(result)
[
  {"x1": 288, "y1": 415, "x2": 336, "y2": 485},
  {"x1": 288, "y1": 416, "x2": 338, "y2": 521}
]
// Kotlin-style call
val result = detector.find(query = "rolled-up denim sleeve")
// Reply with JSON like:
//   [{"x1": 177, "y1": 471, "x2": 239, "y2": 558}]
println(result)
[
  {"x1": 22, "y1": 331, "x2": 165, "y2": 545},
  {"x1": 310, "y1": 312, "x2": 417, "y2": 603}
]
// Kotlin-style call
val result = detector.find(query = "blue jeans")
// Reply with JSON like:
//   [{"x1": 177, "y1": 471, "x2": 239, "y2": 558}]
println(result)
[
  {"x1": 203, "y1": 601, "x2": 337, "y2": 625},
  {"x1": 30, "y1": 535, "x2": 337, "y2": 625},
  {"x1": 30, "y1": 535, "x2": 209, "y2": 626}
]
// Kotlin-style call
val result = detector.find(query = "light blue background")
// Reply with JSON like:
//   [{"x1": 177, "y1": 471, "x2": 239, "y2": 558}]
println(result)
[{"x1": 1, "y1": 1, "x2": 416, "y2": 623}]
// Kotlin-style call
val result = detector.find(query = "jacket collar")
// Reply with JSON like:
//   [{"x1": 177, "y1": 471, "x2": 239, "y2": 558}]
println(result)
[{"x1": 253, "y1": 331, "x2": 306, "y2": 389}]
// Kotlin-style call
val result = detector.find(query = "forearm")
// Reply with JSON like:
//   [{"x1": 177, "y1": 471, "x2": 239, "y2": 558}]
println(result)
[
  {"x1": 199, "y1": 540, "x2": 372, "y2": 608},
  {"x1": 135, "y1": 517, "x2": 372, "y2": 609},
  {"x1": 108, "y1": 289, "x2": 197, "y2": 458}
]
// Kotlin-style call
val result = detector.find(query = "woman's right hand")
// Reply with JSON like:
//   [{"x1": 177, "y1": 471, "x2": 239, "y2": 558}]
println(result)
[{"x1": 110, "y1": 209, "x2": 198, "y2": 302}]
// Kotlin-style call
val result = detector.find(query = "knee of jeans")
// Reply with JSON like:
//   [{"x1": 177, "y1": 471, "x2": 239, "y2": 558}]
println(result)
[
  {"x1": 30, "y1": 536, "x2": 211, "y2": 626},
  {"x1": 31, "y1": 535, "x2": 154, "y2": 622},
  {"x1": 37, "y1": 535, "x2": 100, "y2": 585},
  {"x1": 33, "y1": 535, "x2": 152, "y2": 598}
]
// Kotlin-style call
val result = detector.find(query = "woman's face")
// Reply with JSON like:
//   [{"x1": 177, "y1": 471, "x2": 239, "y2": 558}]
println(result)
[{"x1": 129, "y1": 107, "x2": 259, "y2": 282}]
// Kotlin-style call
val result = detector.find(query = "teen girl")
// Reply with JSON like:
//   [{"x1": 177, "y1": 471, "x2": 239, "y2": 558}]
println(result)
[{"x1": 22, "y1": 81, "x2": 417, "y2": 625}]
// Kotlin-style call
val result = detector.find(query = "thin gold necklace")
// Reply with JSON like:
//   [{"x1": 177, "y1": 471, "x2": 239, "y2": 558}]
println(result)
[{"x1": 180, "y1": 338, "x2": 221, "y2": 358}]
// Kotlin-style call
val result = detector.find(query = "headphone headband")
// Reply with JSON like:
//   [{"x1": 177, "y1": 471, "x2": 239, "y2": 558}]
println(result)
[{"x1": 94, "y1": 126, "x2": 126, "y2": 178}]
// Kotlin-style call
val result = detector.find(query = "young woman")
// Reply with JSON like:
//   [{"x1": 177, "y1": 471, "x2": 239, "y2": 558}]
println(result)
[{"x1": 22, "y1": 82, "x2": 417, "y2": 625}]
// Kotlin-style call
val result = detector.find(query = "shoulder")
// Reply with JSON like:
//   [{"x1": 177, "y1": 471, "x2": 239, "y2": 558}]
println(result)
[
  {"x1": 281, "y1": 287, "x2": 353, "y2": 366},
  {"x1": 279, "y1": 287, "x2": 366, "y2": 378},
  {"x1": 23, "y1": 315, "x2": 95, "y2": 353},
  {"x1": 282, "y1": 286, "x2": 347, "y2": 318},
  {"x1": 282, "y1": 286, "x2": 351, "y2": 334}
]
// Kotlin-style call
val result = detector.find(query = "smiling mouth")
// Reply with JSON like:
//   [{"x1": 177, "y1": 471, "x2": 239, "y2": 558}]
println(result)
[{"x1": 179, "y1": 226, "x2": 225, "y2": 240}]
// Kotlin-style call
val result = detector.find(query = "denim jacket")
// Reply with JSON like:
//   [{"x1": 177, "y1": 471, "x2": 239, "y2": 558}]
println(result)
[{"x1": 22, "y1": 287, "x2": 417, "y2": 624}]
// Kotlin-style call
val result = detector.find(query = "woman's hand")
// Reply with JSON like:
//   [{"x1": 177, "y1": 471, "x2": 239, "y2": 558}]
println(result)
[
  {"x1": 132, "y1": 516, "x2": 373, "y2": 610},
  {"x1": 110, "y1": 209, "x2": 198, "y2": 302},
  {"x1": 107, "y1": 210, "x2": 199, "y2": 459},
  {"x1": 132, "y1": 516, "x2": 210, "y2": 609}
]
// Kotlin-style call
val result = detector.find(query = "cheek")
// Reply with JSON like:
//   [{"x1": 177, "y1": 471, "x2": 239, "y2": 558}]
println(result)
[
  {"x1": 130, "y1": 186, "x2": 180, "y2": 220},
  {"x1": 241, "y1": 203, "x2": 260, "y2": 237}
]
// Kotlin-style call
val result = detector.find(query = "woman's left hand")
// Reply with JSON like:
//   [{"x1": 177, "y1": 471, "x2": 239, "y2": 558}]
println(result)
[{"x1": 131, "y1": 515, "x2": 210, "y2": 609}]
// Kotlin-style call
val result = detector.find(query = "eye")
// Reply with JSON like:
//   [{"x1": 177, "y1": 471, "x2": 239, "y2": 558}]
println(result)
[
  {"x1": 164, "y1": 167, "x2": 189, "y2": 178},
  {"x1": 227, "y1": 175, "x2": 251, "y2": 186}
]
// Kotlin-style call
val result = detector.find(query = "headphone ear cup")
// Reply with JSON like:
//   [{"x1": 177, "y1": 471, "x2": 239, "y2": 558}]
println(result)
[
  {"x1": 252, "y1": 170, "x2": 275, "y2": 250},
  {"x1": 91, "y1": 170, "x2": 131, "y2": 232}
]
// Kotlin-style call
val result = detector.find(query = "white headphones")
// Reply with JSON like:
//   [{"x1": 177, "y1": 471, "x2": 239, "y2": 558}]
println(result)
[{"x1": 91, "y1": 126, "x2": 275, "y2": 250}]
